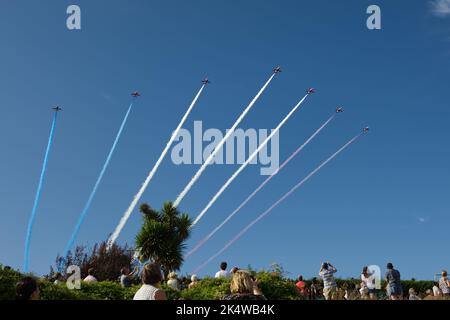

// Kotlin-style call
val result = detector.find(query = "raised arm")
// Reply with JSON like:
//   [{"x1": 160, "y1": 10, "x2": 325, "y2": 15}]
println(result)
[{"x1": 327, "y1": 262, "x2": 337, "y2": 273}]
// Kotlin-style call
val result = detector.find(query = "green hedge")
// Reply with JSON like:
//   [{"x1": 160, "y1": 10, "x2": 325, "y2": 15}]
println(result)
[
  {"x1": 0, "y1": 265, "x2": 440, "y2": 300},
  {"x1": 0, "y1": 266, "x2": 23, "y2": 300},
  {"x1": 162, "y1": 273, "x2": 302, "y2": 300},
  {"x1": 255, "y1": 272, "x2": 302, "y2": 300},
  {"x1": 40, "y1": 282, "x2": 138, "y2": 300},
  {"x1": 180, "y1": 277, "x2": 231, "y2": 300}
]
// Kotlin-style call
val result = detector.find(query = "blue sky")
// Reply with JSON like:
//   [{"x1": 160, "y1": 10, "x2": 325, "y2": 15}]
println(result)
[{"x1": 1, "y1": 0, "x2": 449, "y2": 280}]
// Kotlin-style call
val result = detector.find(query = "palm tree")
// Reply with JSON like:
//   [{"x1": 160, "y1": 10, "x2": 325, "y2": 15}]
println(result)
[{"x1": 135, "y1": 202, "x2": 192, "y2": 277}]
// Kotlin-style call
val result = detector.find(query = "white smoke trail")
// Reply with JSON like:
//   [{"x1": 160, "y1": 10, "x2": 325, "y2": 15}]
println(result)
[
  {"x1": 191, "y1": 93, "x2": 310, "y2": 227},
  {"x1": 186, "y1": 113, "x2": 336, "y2": 258},
  {"x1": 173, "y1": 72, "x2": 277, "y2": 208},
  {"x1": 107, "y1": 84, "x2": 207, "y2": 249},
  {"x1": 193, "y1": 133, "x2": 363, "y2": 274}
]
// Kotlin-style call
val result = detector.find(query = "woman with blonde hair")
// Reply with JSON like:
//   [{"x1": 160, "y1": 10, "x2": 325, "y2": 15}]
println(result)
[
  {"x1": 222, "y1": 270, "x2": 266, "y2": 300},
  {"x1": 439, "y1": 270, "x2": 450, "y2": 296},
  {"x1": 167, "y1": 271, "x2": 180, "y2": 290},
  {"x1": 189, "y1": 274, "x2": 199, "y2": 289}
]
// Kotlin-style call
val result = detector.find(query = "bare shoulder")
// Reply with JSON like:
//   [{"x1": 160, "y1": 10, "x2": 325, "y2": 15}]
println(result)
[{"x1": 155, "y1": 289, "x2": 167, "y2": 301}]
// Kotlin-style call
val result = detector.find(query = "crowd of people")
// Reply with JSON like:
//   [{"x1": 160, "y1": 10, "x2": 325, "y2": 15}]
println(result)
[
  {"x1": 133, "y1": 261, "x2": 266, "y2": 300},
  {"x1": 9, "y1": 261, "x2": 450, "y2": 301},
  {"x1": 130, "y1": 261, "x2": 450, "y2": 301},
  {"x1": 296, "y1": 262, "x2": 450, "y2": 301}
]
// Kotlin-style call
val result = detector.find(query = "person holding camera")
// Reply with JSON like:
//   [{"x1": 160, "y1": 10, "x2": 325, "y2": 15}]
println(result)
[{"x1": 319, "y1": 261, "x2": 338, "y2": 300}]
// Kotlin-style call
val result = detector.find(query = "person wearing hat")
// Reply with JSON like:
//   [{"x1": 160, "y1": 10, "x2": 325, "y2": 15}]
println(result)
[{"x1": 385, "y1": 262, "x2": 403, "y2": 300}]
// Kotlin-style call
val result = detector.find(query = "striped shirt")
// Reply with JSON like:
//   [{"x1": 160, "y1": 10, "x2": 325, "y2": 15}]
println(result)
[{"x1": 319, "y1": 268, "x2": 337, "y2": 289}]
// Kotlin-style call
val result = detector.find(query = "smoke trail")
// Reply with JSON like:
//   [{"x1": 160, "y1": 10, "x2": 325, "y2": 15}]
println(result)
[
  {"x1": 191, "y1": 92, "x2": 311, "y2": 227},
  {"x1": 187, "y1": 113, "x2": 336, "y2": 258},
  {"x1": 107, "y1": 83, "x2": 207, "y2": 249},
  {"x1": 193, "y1": 132, "x2": 363, "y2": 274},
  {"x1": 24, "y1": 111, "x2": 59, "y2": 272},
  {"x1": 63, "y1": 99, "x2": 136, "y2": 258},
  {"x1": 172, "y1": 72, "x2": 277, "y2": 209}
]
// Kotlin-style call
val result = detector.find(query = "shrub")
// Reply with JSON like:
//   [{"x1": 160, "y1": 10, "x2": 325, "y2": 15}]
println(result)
[
  {"x1": 0, "y1": 266, "x2": 23, "y2": 300},
  {"x1": 179, "y1": 277, "x2": 231, "y2": 300},
  {"x1": 54, "y1": 241, "x2": 133, "y2": 282},
  {"x1": 0, "y1": 264, "x2": 439, "y2": 300},
  {"x1": 160, "y1": 284, "x2": 182, "y2": 300},
  {"x1": 39, "y1": 282, "x2": 87, "y2": 300},
  {"x1": 255, "y1": 271, "x2": 303, "y2": 300}
]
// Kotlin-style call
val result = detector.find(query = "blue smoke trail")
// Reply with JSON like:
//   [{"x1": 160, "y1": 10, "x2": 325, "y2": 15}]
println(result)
[
  {"x1": 24, "y1": 111, "x2": 59, "y2": 272},
  {"x1": 62, "y1": 99, "x2": 136, "y2": 261}
]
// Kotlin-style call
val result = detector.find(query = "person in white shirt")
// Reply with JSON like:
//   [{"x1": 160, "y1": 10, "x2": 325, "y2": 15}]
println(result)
[
  {"x1": 433, "y1": 281, "x2": 441, "y2": 297},
  {"x1": 408, "y1": 288, "x2": 421, "y2": 300},
  {"x1": 133, "y1": 263, "x2": 167, "y2": 300},
  {"x1": 167, "y1": 271, "x2": 179, "y2": 290},
  {"x1": 83, "y1": 268, "x2": 98, "y2": 283},
  {"x1": 359, "y1": 281, "x2": 369, "y2": 299},
  {"x1": 215, "y1": 262, "x2": 229, "y2": 279},
  {"x1": 189, "y1": 274, "x2": 199, "y2": 289},
  {"x1": 361, "y1": 266, "x2": 377, "y2": 300}
]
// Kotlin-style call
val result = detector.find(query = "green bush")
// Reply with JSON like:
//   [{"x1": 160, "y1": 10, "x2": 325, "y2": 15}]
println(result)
[
  {"x1": 74, "y1": 282, "x2": 137, "y2": 300},
  {"x1": 0, "y1": 265, "x2": 440, "y2": 300},
  {"x1": 0, "y1": 266, "x2": 23, "y2": 300},
  {"x1": 255, "y1": 271, "x2": 303, "y2": 300},
  {"x1": 179, "y1": 277, "x2": 231, "y2": 300},
  {"x1": 40, "y1": 282, "x2": 138, "y2": 300},
  {"x1": 40, "y1": 282, "x2": 87, "y2": 300},
  {"x1": 160, "y1": 284, "x2": 182, "y2": 300}
]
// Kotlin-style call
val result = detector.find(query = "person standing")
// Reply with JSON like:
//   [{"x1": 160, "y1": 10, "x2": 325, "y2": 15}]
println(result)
[
  {"x1": 308, "y1": 277, "x2": 320, "y2": 300},
  {"x1": 439, "y1": 270, "x2": 450, "y2": 296},
  {"x1": 215, "y1": 262, "x2": 229, "y2": 278},
  {"x1": 385, "y1": 263, "x2": 402, "y2": 300},
  {"x1": 319, "y1": 261, "x2": 338, "y2": 300},
  {"x1": 361, "y1": 266, "x2": 377, "y2": 300},
  {"x1": 295, "y1": 275, "x2": 308, "y2": 298}
]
